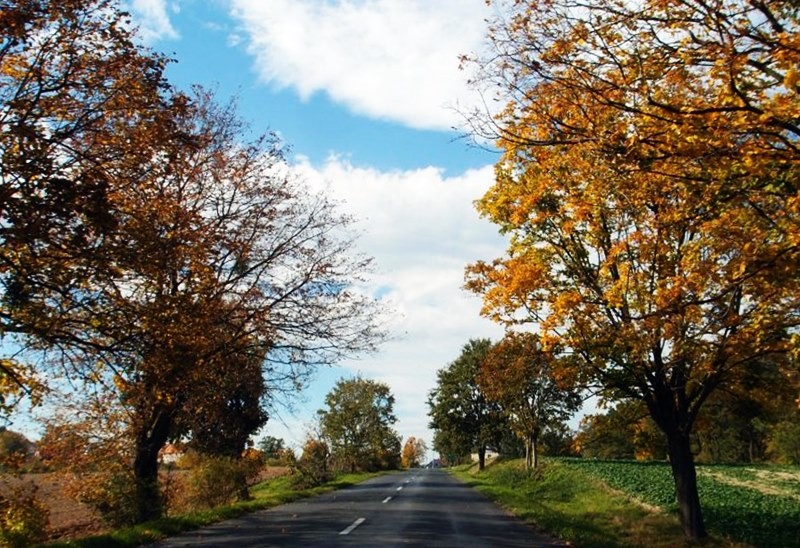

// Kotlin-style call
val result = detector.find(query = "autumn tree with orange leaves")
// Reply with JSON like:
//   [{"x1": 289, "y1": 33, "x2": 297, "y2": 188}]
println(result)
[
  {"x1": 401, "y1": 436, "x2": 428, "y2": 468},
  {"x1": 478, "y1": 332, "x2": 580, "y2": 470},
  {"x1": 465, "y1": 0, "x2": 800, "y2": 541},
  {"x1": 0, "y1": 0, "x2": 173, "y2": 413},
  {"x1": 2, "y1": 0, "x2": 385, "y2": 523}
]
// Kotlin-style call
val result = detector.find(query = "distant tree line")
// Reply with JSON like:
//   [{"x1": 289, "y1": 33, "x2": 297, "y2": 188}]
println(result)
[{"x1": 428, "y1": 336, "x2": 800, "y2": 468}]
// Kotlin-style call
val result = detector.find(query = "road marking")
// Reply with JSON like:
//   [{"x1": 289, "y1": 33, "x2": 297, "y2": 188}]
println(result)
[
  {"x1": 339, "y1": 517, "x2": 366, "y2": 536},
  {"x1": 396, "y1": 486, "x2": 403, "y2": 492},
  {"x1": 382, "y1": 496, "x2": 392, "y2": 503}
]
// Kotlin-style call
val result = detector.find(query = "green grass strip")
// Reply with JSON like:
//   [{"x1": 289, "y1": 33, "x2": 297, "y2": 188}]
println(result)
[{"x1": 450, "y1": 458, "x2": 732, "y2": 548}]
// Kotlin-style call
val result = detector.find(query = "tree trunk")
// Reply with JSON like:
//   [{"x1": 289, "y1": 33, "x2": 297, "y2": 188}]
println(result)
[
  {"x1": 666, "y1": 429, "x2": 707, "y2": 541},
  {"x1": 532, "y1": 432, "x2": 539, "y2": 469},
  {"x1": 478, "y1": 446, "x2": 486, "y2": 471},
  {"x1": 525, "y1": 436, "x2": 533, "y2": 470},
  {"x1": 132, "y1": 409, "x2": 172, "y2": 523}
]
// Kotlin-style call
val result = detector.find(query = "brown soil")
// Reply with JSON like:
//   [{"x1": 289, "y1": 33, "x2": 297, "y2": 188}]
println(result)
[{"x1": 1, "y1": 472, "x2": 105, "y2": 541}]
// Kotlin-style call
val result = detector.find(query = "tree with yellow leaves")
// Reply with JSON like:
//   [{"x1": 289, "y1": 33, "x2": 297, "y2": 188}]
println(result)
[
  {"x1": 401, "y1": 436, "x2": 428, "y2": 468},
  {"x1": 465, "y1": 0, "x2": 800, "y2": 540}
]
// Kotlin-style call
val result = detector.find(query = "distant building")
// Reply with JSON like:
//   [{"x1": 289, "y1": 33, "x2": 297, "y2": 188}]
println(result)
[
  {"x1": 159, "y1": 443, "x2": 183, "y2": 464},
  {"x1": 470, "y1": 448, "x2": 499, "y2": 463}
]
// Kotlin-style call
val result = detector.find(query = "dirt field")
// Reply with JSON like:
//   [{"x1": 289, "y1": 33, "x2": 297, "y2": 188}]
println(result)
[{"x1": 1, "y1": 472, "x2": 104, "y2": 541}]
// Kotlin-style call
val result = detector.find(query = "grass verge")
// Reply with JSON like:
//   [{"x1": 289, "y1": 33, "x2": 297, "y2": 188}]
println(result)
[
  {"x1": 449, "y1": 459, "x2": 746, "y2": 548},
  {"x1": 42, "y1": 471, "x2": 387, "y2": 548}
]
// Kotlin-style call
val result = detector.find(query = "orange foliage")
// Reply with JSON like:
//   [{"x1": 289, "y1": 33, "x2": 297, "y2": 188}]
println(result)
[{"x1": 466, "y1": 0, "x2": 800, "y2": 540}]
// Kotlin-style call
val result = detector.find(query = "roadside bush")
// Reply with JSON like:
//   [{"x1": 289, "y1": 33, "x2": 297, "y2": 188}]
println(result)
[
  {"x1": 186, "y1": 455, "x2": 260, "y2": 509},
  {"x1": 0, "y1": 483, "x2": 49, "y2": 548},
  {"x1": 292, "y1": 438, "x2": 331, "y2": 489},
  {"x1": 70, "y1": 469, "x2": 141, "y2": 527}
]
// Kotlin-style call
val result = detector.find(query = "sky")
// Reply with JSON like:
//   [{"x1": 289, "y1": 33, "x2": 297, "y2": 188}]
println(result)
[{"x1": 121, "y1": 0, "x2": 511, "y2": 454}]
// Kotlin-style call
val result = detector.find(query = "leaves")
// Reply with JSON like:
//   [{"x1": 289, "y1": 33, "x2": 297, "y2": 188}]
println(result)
[
  {"x1": 318, "y1": 377, "x2": 401, "y2": 473},
  {"x1": 468, "y1": 0, "x2": 800, "y2": 539},
  {"x1": 479, "y1": 332, "x2": 581, "y2": 451},
  {"x1": 401, "y1": 436, "x2": 428, "y2": 468},
  {"x1": 1, "y1": 0, "x2": 387, "y2": 524}
]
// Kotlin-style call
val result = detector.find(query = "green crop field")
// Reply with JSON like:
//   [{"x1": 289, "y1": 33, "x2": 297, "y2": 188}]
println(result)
[
  {"x1": 453, "y1": 458, "x2": 800, "y2": 547},
  {"x1": 562, "y1": 458, "x2": 800, "y2": 547}
]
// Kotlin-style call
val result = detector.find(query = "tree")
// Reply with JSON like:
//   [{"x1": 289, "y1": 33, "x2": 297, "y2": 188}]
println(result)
[
  {"x1": 574, "y1": 402, "x2": 667, "y2": 461},
  {"x1": 767, "y1": 416, "x2": 800, "y2": 465},
  {"x1": 59, "y1": 88, "x2": 384, "y2": 522},
  {"x1": 464, "y1": 0, "x2": 800, "y2": 540},
  {"x1": 0, "y1": 0, "x2": 173, "y2": 415},
  {"x1": 258, "y1": 436, "x2": 287, "y2": 460},
  {"x1": 294, "y1": 437, "x2": 331, "y2": 488},
  {"x1": 2, "y1": 0, "x2": 386, "y2": 522},
  {"x1": 401, "y1": 436, "x2": 428, "y2": 468},
  {"x1": 0, "y1": 428, "x2": 35, "y2": 470},
  {"x1": 318, "y1": 377, "x2": 401, "y2": 472},
  {"x1": 179, "y1": 340, "x2": 269, "y2": 459},
  {"x1": 478, "y1": 332, "x2": 581, "y2": 469},
  {"x1": 427, "y1": 339, "x2": 506, "y2": 471}
]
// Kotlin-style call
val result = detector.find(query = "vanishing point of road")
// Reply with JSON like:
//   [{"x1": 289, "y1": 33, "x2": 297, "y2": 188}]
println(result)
[{"x1": 151, "y1": 468, "x2": 565, "y2": 547}]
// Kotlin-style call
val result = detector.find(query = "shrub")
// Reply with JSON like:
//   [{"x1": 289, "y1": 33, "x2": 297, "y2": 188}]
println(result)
[
  {"x1": 69, "y1": 469, "x2": 141, "y2": 527},
  {"x1": 767, "y1": 420, "x2": 800, "y2": 464},
  {"x1": 0, "y1": 483, "x2": 49, "y2": 548},
  {"x1": 186, "y1": 456, "x2": 259, "y2": 509},
  {"x1": 292, "y1": 438, "x2": 331, "y2": 488}
]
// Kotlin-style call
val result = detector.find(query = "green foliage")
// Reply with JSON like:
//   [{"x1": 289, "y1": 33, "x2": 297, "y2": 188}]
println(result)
[
  {"x1": 258, "y1": 436, "x2": 286, "y2": 460},
  {"x1": 0, "y1": 430, "x2": 35, "y2": 472},
  {"x1": 318, "y1": 377, "x2": 401, "y2": 473},
  {"x1": 575, "y1": 403, "x2": 667, "y2": 461},
  {"x1": 427, "y1": 339, "x2": 507, "y2": 469},
  {"x1": 0, "y1": 484, "x2": 49, "y2": 548},
  {"x1": 566, "y1": 459, "x2": 678, "y2": 509},
  {"x1": 77, "y1": 471, "x2": 141, "y2": 528},
  {"x1": 766, "y1": 419, "x2": 800, "y2": 464}
]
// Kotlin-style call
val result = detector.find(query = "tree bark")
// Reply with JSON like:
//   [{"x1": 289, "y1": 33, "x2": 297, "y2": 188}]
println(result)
[
  {"x1": 525, "y1": 436, "x2": 533, "y2": 470},
  {"x1": 666, "y1": 428, "x2": 707, "y2": 541},
  {"x1": 478, "y1": 445, "x2": 486, "y2": 471},
  {"x1": 132, "y1": 409, "x2": 172, "y2": 523}
]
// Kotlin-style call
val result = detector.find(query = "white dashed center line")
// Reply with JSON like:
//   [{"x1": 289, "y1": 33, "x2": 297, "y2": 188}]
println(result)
[
  {"x1": 339, "y1": 517, "x2": 366, "y2": 535},
  {"x1": 382, "y1": 496, "x2": 392, "y2": 504},
  {"x1": 396, "y1": 486, "x2": 403, "y2": 492}
]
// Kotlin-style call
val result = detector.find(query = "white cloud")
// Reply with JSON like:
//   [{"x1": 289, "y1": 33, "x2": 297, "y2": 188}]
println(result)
[
  {"x1": 129, "y1": 0, "x2": 180, "y2": 43},
  {"x1": 228, "y1": 0, "x2": 492, "y2": 131},
  {"x1": 261, "y1": 157, "x2": 507, "y2": 451}
]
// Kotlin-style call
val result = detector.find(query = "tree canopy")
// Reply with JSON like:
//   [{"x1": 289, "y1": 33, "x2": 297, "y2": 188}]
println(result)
[
  {"x1": 1, "y1": 0, "x2": 386, "y2": 523},
  {"x1": 318, "y1": 377, "x2": 401, "y2": 472},
  {"x1": 401, "y1": 436, "x2": 428, "y2": 469},
  {"x1": 464, "y1": 0, "x2": 800, "y2": 540},
  {"x1": 478, "y1": 332, "x2": 581, "y2": 469},
  {"x1": 427, "y1": 339, "x2": 507, "y2": 470}
]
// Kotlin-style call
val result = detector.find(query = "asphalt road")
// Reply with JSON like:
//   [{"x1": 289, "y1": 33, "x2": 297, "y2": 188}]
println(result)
[{"x1": 150, "y1": 468, "x2": 565, "y2": 547}]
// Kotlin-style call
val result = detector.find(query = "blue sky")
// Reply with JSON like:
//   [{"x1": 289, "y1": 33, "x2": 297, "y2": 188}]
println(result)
[{"x1": 121, "y1": 0, "x2": 509, "y2": 452}]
